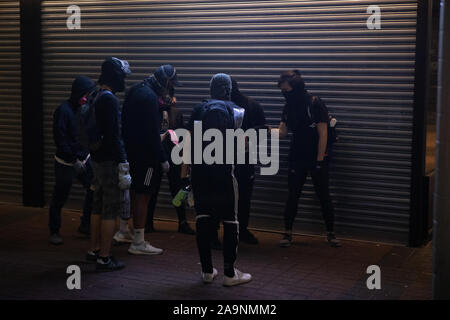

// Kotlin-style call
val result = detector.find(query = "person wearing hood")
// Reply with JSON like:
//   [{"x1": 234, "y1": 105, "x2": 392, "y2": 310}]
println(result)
[
  {"x1": 186, "y1": 73, "x2": 252, "y2": 287},
  {"x1": 120, "y1": 65, "x2": 183, "y2": 256},
  {"x1": 230, "y1": 78, "x2": 266, "y2": 245},
  {"x1": 88, "y1": 57, "x2": 132, "y2": 272},
  {"x1": 49, "y1": 75, "x2": 96, "y2": 245},
  {"x1": 274, "y1": 70, "x2": 341, "y2": 248}
]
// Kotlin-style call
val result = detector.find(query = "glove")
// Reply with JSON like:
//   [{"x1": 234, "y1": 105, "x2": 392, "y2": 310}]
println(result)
[
  {"x1": 73, "y1": 159, "x2": 86, "y2": 175},
  {"x1": 161, "y1": 160, "x2": 170, "y2": 173},
  {"x1": 118, "y1": 162, "x2": 132, "y2": 190}
]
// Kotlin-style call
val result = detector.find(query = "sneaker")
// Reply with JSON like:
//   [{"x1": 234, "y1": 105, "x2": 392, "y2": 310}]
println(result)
[
  {"x1": 49, "y1": 233, "x2": 63, "y2": 245},
  {"x1": 178, "y1": 221, "x2": 195, "y2": 235},
  {"x1": 201, "y1": 268, "x2": 218, "y2": 284},
  {"x1": 327, "y1": 232, "x2": 342, "y2": 247},
  {"x1": 279, "y1": 233, "x2": 292, "y2": 248},
  {"x1": 77, "y1": 224, "x2": 90, "y2": 237},
  {"x1": 240, "y1": 229, "x2": 258, "y2": 245},
  {"x1": 113, "y1": 231, "x2": 134, "y2": 244},
  {"x1": 128, "y1": 241, "x2": 163, "y2": 255},
  {"x1": 223, "y1": 268, "x2": 252, "y2": 287},
  {"x1": 86, "y1": 250, "x2": 99, "y2": 262},
  {"x1": 96, "y1": 256, "x2": 125, "y2": 272}
]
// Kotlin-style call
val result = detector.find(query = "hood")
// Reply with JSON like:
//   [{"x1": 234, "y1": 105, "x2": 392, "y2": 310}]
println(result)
[
  {"x1": 210, "y1": 73, "x2": 232, "y2": 100},
  {"x1": 69, "y1": 76, "x2": 95, "y2": 105}
]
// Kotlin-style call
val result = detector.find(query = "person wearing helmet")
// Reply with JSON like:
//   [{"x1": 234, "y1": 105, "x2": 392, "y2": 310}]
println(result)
[
  {"x1": 120, "y1": 65, "x2": 182, "y2": 255},
  {"x1": 88, "y1": 57, "x2": 132, "y2": 271},
  {"x1": 48, "y1": 76, "x2": 96, "y2": 245}
]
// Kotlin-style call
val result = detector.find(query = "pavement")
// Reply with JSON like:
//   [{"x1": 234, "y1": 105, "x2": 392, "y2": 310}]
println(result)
[{"x1": 0, "y1": 203, "x2": 431, "y2": 300}]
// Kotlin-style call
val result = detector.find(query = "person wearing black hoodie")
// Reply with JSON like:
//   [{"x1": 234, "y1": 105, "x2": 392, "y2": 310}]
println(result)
[
  {"x1": 274, "y1": 70, "x2": 341, "y2": 248},
  {"x1": 49, "y1": 76, "x2": 95, "y2": 245},
  {"x1": 230, "y1": 78, "x2": 266, "y2": 245}
]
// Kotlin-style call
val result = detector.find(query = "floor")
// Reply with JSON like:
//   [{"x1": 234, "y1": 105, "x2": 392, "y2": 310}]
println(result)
[{"x1": 0, "y1": 203, "x2": 431, "y2": 300}]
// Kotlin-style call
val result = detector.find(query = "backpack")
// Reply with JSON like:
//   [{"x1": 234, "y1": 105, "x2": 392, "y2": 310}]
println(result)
[
  {"x1": 78, "y1": 89, "x2": 113, "y2": 152},
  {"x1": 307, "y1": 96, "x2": 338, "y2": 156},
  {"x1": 194, "y1": 99, "x2": 235, "y2": 131}
]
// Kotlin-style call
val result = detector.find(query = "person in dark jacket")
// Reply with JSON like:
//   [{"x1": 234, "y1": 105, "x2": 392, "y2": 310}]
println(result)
[
  {"x1": 88, "y1": 57, "x2": 132, "y2": 272},
  {"x1": 48, "y1": 75, "x2": 95, "y2": 245},
  {"x1": 274, "y1": 70, "x2": 341, "y2": 248},
  {"x1": 121, "y1": 65, "x2": 182, "y2": 255},
  {"x1": 230, "y1": 78, "x2": 266, "y2": 244},
  {"x1": 145, "y1": 86, "x2": 195, "y2": 235}
]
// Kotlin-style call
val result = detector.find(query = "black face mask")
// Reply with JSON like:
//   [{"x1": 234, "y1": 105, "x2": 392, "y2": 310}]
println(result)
[{"x1": 283, "y1": 89, "x2": 306, "y2": 103}]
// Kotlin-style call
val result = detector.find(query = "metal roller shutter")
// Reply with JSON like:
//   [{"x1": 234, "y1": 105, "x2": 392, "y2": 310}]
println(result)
[
  {"x1": 41, "y1": 0, "x2": 418, "y2": 243},
  {"x1": 0, "y1": 1, "x2": 22, "y2": 203}
]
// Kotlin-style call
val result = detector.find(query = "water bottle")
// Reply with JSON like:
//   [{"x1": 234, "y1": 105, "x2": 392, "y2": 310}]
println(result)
[{"x1": 172, "y1": 185, "x2": 192, "y2": 207}]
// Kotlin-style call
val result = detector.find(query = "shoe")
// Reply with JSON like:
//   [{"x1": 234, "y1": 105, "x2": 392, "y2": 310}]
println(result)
[
  {"x1": 128, "y1": 241, "x2": 163, "y2": 255},
  {"x1": 240, "y1": 229, "x2": 258, "y2": 244},
  {"x1": 49, "y1": 233, "x2": 63, "y2": 245},
  {"x1": 178, "y1": 221, "x2": 195, "y2": 235},
  {"x1": 145, "y1": 225, "x2": 156, "y2": 233},
  {"x1": 211, "y1": 237, "x2": 222, "y2": 250},
  {"x1": 327, "y1": 232, "x2": 342, "y2": 247},
  {"x1": 113, "y1": 231, "x2": 134, "y2": 244},
  {"x1": 77, "y1": 224, "x2": 90, "y2": 237},
  {"x1": 96, "y1": 256, "x2": 125, "y2": 272},
  {"x1": 279, "y1": 233, "x2": 292, "y2": 248},
  {"x1": 86, "y1": 250, "x2": 99, "y2": 262},
  {"x1": 202, "y1": 268, "x2": 218, "y2": 284},
  {"x1": 223, "y1": 268, "x2": 252, "y2": 287}
]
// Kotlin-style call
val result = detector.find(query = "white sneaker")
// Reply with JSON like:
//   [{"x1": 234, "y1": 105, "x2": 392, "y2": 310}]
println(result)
[
  {"x1": 201, "y1": 268, "x2": 218, "y2": 284},
  {"x1": 113, "y1": 231, "x2": 134, "y2": 244},
  {"x1": 128, "y1": 241, "x2": 163, "y2": 255},
  {"x1": 223, "y1": 268, "x2": 252, "y2": 287}
]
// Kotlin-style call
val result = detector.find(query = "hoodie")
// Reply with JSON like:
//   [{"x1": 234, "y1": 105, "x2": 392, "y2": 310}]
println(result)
[{"x1": 53, "y1": 76, "x2": 95, "y2": 163}]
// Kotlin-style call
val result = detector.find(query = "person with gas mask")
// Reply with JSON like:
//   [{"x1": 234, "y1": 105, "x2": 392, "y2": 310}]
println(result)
[
  {"x1": 87, "y1": 57, "x2": 132, "y2": 271},
  {"x1": 273, "y1": 70, "x2": 341, "y2": 248},
  {"x1": 121, "y1": 65, "x2": 182, "y2": 255},
  {"x1": 230, "y1": 78, "x2": 266, "y2": 245},
  {"x1": 185, "y1": 73, "x2": 252, "y2": 286},
  {"x1": 145, "y1": 83, "x2": 196, "y2": 235},
  {"x1": 48, "y1": 76, "x2": 96, "y2": 245}
]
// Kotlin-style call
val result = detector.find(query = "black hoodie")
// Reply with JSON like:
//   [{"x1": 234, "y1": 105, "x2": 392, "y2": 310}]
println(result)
[{"x1": 53, "y1": 76, "x2": 95, "y2": 163}]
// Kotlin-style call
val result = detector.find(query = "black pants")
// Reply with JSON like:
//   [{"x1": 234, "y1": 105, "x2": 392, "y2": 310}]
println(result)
[
  {"x1": 284, "y1": 161, "x2": 334, "y2": 233},
  {"x1": 235, "y1": 164, "x2": 255, "y2": 232},
  {"x1": 49, "y1": 159, "x2": 94, "y2": 234},
  {"x1": 192, "y1": 165, "x2": 239, "y2": 275},
  {"x1": 146, "y1": 162, "x2": 186, "y2": 228}
]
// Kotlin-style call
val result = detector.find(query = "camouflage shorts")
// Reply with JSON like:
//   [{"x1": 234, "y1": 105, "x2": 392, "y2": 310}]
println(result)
[{"x1": 91, "y1": 161, "x2": 130, "y2": 220}]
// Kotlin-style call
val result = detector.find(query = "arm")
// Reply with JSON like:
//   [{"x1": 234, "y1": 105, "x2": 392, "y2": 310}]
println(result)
[
  {"x1": 317, "y1": 122, "x2": 327, "y2": 162},
  {"x1": 53, "y1": 106, "x2": 77, "y2": 163},
  {"x1": 271, "y1": 122, "x2": 288, "y2": 139},
  {"x1": 146, "y1": 94, "x2": 168, "y2": 163},
  {"x1": 105, "y1": 96, "x2": 127, "y2": 163}
]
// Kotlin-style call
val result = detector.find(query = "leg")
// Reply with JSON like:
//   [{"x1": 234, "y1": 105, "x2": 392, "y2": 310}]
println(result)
[
  {"x1": 283, "y1": 164, "x2": 308, "y2": 232},
  {"x1": 77, "y1": 159, "x2": 94, "y2": 233},
  {"x1": 310, "y1": 161, "x2": 334, "y2": 233},
  {"x1": 235, "y1": 164, "x2": 256, "y2": 243},
  {"x1": 196, "y1": 214, "x2": 214, "y2": 274},
  {"x1": 49, "y1": 161, "x2": 74, "y2": 235},
  {"x1": 145, "y1": 168, "x2": 162, "y2": 231}
]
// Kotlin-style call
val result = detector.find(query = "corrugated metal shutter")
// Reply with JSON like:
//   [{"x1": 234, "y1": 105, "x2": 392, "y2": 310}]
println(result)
[
  {"x1": 41, "y1": 0, "x2": 417, "y2": 243},
  {"x1": 0, "y1": 1, "x2": 22, "y2": 203}
]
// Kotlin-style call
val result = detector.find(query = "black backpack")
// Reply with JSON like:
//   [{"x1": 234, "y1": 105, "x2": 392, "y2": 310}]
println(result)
[
  {"x1": 77, "y1": 89, "x2": 113, "y2": 152},
  {"x1": 195, "y1": 99, "x2": 235, "y2": 131},
  {"x1": 307, "y1": 96, "x2": 338, "y2": 156}
]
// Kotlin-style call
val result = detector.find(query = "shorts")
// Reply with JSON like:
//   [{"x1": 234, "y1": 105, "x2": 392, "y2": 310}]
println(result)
[
  {"x1": 91, "y1": 161, "x2": 130, "y2": 220},
  {"x1": 130, "y1": 161, "x2": 163, "y2": 194}
]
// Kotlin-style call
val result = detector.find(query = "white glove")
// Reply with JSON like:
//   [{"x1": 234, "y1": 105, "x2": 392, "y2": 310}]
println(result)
[
  {"x1": 161, "y1": 161, "x2": 170, "y2": 173},
  {"x1": 73, "y1": 159, "x2": 86, "y2": 175},
  {"x1": 118, "y1": 162, "x2": 132, "y2": 190}
]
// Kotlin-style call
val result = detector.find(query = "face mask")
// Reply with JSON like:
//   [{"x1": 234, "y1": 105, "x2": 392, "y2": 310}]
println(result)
[{"x1": 78, "y1": 96, "x2": 88, "y2": 106}]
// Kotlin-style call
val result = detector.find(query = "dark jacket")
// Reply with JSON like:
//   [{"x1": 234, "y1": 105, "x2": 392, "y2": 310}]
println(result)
[
  {"x1": 122, "y1": 79, "x2": 167, "y2": 166},
  {"x1": 53, "y1": 76, "x2": 94, "y2": 163},
  {"x1": 90, "y1": 90, "x2": 127, "y2": 163}
]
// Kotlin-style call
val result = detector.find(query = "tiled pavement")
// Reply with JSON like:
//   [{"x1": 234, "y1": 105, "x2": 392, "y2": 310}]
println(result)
[{"x1": 0, "y1": 203, "x2": 431, "y2": 300}]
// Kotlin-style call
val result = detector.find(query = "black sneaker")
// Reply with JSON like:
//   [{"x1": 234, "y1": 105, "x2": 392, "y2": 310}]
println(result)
[
  {"x1": 86, "y1": 250, "x2": 100, "y2": 262},
  {"x1": 178, "y1": 221, "x2": 195, "y2": 235},
  {"x1": 279, "y1": 233, "x2": 292, "y2": 248},
  {"x1": 240, "y1": 229, "x2": 258, "y2": 245},
  {"x1": 327, "y1": 233, "x2": 342, "y2": 247},
  {"x1": 96, "y1": 256, "x2": 125, "y2": 272},
  {"x1": 49, "y1": 233, "x2": 63, "y2": 245},
  {"x1": 78, "y1": 224, "x2": 90, "y2": 237}
]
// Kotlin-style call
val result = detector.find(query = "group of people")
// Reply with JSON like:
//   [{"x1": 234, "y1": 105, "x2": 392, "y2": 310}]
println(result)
[{"x1": 48, "y1": 57, "x2": 341, "y2": 287}]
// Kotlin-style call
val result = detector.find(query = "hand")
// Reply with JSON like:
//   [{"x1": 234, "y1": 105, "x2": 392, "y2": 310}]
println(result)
[
  {"x1": 161, "y1": 161, "x2": 170, "y2": 173},
  {"x1": 73, "y1": 159, "x2": 86, "y2": 174},
  {"x1": 180, "y1": 177, "x2": 190, "y2": 189},
  {"x1": 315, "y1": 159, "x2": 326, "y2": 171},
  {"x1": 118, "y1": 162, "x2": 132, "y2": 190},
  {"x1": 160, "y1": 131, "x2": 169, "y2": 142}
]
